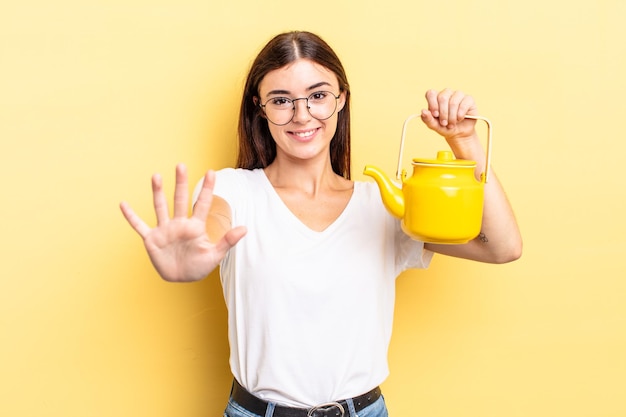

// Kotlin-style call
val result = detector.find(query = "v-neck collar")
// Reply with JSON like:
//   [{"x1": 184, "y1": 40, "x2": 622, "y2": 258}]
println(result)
[{"x1": 257, "y1": 169, "x2": 357, "y2": 238}]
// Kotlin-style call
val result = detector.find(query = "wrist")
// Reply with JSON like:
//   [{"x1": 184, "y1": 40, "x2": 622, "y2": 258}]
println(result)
[
  {"x1": 446, "y1": 134, "x2": 488, "y2": 181},
  {"x1": 447, "y1": 133, "x2": 484, "y2": 161}
]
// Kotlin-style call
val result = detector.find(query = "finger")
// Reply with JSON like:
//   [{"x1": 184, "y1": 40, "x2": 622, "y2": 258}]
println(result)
[
  {"x1": 120, "y1": 201, "x2": 152, "y2": 238},
  {"x1": 192, "y1": 170, "x2": 215, "y2": 221},
  {"x1": 420, "y1": 109, "x2": 440, "y2": 130},
  {"x1": 424, "y1": 89, "x2": 439, "y2": 118},
  {"x1": 152, "y1": 173, "x2": 170, "y2": 225},
  {"x1": 214, "y1": 226, "x2": 247, "y2": 255},
  {"x1": 447, "y1": 90, "x2": 465, "y2": 127},
  {"x1": 173, "y1": 163, "x2": 189, "y2": 218},
  {"x1": 458, "y1": 94, "x2": 477, "y2": 119},
  {"x1": 437, "y1": 88, "x2": 453, "y2": 127}
]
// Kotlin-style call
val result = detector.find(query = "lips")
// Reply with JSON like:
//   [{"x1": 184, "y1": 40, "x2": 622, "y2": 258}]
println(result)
[{"x1": 289, "y1": 127, "x2": 319, "y2": 141}]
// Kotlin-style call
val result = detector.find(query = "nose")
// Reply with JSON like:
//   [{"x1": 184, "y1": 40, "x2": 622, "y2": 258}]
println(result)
[{"x1": 291, "y1": 97, "x2": 312, "y2": 123}]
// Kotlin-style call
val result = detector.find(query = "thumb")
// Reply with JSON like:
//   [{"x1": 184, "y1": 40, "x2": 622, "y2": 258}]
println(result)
[
  {"x1": 420, "y1": 109, "x2": 442, "y2": 131},
  {"x1": 215, "y1": 226, "x2": 247, "y2": 254}
]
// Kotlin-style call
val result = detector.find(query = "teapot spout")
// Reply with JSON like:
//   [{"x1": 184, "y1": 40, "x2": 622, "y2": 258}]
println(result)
[{"x1": 363, "y1": 165, "x2": 405, "y2": 219}]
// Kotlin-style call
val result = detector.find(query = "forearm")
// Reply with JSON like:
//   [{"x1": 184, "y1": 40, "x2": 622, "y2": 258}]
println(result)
[
  {"x1": 426, "y1": 133, "x2": 522, "y2": 263},
  {"x1": 470, "y1": 169, "x2": 522, "y2": 263},
  {"x1": 425, "y1": 167, "x2": 522, "y2": 264}
]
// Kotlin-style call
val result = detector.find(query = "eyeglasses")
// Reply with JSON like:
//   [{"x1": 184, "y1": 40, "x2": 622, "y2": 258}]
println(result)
[{"x1": 259, "y1": 91, "x2": 341, "y2": 126}]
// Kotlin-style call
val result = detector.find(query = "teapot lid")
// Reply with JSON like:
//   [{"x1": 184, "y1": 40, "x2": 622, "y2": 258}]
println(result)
[{"x1": 412, "y1": 150, "x2": 476, "y2": 167}]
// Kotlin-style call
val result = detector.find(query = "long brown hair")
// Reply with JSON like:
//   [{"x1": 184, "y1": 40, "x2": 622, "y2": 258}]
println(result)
[{"x1": 236, "y1": 31, "x2": 352, "y2": 179}]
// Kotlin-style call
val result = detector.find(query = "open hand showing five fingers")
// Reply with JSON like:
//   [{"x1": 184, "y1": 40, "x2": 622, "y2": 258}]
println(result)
[{"x1": 120, "y1": 164, "x2": 246, "y2": 282}]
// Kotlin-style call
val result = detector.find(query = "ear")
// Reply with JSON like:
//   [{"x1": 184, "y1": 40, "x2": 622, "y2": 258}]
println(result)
[
  {"x1": 253, "y1": 97, "x2": 267, "y2": 119},
  {"x1": 337, "y1": 91, "x2": 347, "y2": 112}
]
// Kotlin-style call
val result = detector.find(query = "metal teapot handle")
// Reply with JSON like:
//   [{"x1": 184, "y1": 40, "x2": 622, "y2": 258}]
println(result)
[{"x1": 396, "y1": 114, "x2": 492, "y2": 184}]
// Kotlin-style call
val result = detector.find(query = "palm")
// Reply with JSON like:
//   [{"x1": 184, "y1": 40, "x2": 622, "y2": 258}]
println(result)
[
  {"x1": 120, "y1": 165, "x2": 246, "y2": 282},
  {"x1": 141, "y1": 217, "x2": 216, "y2": 281}
]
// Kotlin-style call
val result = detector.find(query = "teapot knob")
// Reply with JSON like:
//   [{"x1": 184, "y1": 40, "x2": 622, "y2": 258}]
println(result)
[{"x1": 437, "y1": 150, "x2": 455, "y2": 162}]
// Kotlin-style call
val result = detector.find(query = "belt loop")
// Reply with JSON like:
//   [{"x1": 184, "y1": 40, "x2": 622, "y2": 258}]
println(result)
[
  {"x1": 345, "y1": 398, "x2": 357, "y2": 417},
  {"x1": 264, "y1": 402, "x2": 275, "y2": 417}
]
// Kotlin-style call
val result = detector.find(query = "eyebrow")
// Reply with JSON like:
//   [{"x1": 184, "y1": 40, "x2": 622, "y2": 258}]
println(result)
[{"x1": 266, "y1": 81, "x2": 333, "y2": 97}]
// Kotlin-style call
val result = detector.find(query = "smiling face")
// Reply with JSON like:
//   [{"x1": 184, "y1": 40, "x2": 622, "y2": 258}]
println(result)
[{"x1": 257, "y1": 58, "x2": 346, "y2": 166}]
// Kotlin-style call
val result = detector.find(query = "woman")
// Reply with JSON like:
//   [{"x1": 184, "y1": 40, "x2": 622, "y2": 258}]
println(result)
[{"x1": 120, "y1": 31, "x2": 522, "y2": 417}]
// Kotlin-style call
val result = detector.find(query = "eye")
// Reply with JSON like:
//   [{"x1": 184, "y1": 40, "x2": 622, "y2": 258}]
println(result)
[
  {"x1": 268, "y1": 97, "x2": 292, "y2": 108},
  {"x1": 309, "y1": 91, "x2": 329, "y2": 102}
]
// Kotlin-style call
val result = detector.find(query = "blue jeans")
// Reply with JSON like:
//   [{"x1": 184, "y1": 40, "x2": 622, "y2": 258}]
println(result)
[{"x1": 224, "y1": 395, "x2": 389, "y2": 417}]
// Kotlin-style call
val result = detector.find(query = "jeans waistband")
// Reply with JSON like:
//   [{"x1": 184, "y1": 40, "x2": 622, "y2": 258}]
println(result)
[{"x1": 230, "y1": 380, "x2": 382, "y2": 417}]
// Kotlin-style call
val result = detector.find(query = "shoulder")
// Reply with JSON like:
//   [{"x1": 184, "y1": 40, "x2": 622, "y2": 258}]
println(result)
[
  {"x1": 214, "y1": 167, "x2": 262, "y2": 183},
  {"x1": 193, "y1": 168, "x2": 264, "y2": 205},
  {"x1": 353, "y1": 180, "x2": 386, "y2": 206},
  {"x1": 205, "y1": 167, "x2": 265, "y2": 189},
  {"x1": 213, "y1": 168, "x2": 267, "y2": 205}
]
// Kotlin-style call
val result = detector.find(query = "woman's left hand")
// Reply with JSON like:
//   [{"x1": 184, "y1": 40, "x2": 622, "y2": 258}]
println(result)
[{"x1": 420, "y1": 88, "x2": 478, "y2": 142}]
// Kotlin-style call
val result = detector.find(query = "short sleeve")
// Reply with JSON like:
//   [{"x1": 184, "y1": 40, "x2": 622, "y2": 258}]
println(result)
[
  {"x1": 192, "y1": 168, "x2": 245, "y2": 208},
  {"x1": 394, "y1": 219, "x2": 434, "y2": 275}
]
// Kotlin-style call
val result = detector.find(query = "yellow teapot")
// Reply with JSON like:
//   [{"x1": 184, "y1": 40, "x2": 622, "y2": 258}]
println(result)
[{"x1": 363, "y1": 114, "x2": 492, "y2": 244}]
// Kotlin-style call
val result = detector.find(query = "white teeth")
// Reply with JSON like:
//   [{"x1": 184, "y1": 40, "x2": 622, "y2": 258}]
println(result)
[{"x1": 294, "y1": 129, "x2": 315, "y2": 138}]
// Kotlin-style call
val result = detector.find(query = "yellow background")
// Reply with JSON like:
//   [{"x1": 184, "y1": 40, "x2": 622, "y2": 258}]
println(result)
[{"x1": 2, "y1": 0, "x2": 625, "y2": 416}]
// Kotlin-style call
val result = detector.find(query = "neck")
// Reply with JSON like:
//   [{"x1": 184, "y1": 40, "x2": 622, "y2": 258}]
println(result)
[{"x1": 264, "y1": 156, "x2": 345, "y2": 197}]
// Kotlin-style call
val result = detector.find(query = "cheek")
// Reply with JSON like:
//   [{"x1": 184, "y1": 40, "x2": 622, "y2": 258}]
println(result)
[
  {"x1": 325, "y1": 116, "x2": 340, "y2": 139},
  {"x1": 267, "y1": 123, "x2": 281, "y2": 142}
]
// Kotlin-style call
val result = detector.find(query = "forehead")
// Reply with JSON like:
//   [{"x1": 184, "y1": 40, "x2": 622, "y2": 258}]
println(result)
[{"x1": 258, "y1": 59, "x2": 339, "y2": 97}]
